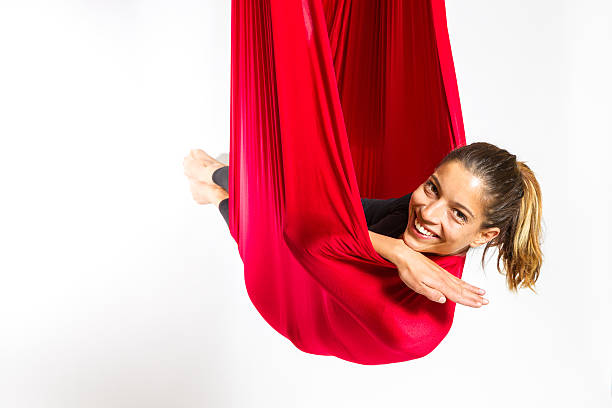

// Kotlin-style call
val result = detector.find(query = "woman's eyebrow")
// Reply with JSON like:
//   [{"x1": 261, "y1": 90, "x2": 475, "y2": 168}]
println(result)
[{"x1": 431, "y1": 174, "x2": 475, "y2": 218}]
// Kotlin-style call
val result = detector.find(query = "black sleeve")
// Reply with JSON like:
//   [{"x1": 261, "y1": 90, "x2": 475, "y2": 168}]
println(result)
[
  {"x1": 218, "y1": 194, "x2": 411, "y2": 234},
  {"x1": 360, "y1": 193, "x2": 412, "y2": 238},
  {"x1": 360, "y1": 193, "x2": 412, "y2": 227},
  {"x1": 360, "y1": 197, "x2": 399, "y2": 226}
]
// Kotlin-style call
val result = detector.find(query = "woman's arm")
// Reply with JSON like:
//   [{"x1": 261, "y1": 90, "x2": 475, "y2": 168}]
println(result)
[
  {"x1": 367, "y1": 230, "x2": 407, "y2": 264},
  {"x1": 367, "y1": 230, "x2": 487, "y2": 308}
]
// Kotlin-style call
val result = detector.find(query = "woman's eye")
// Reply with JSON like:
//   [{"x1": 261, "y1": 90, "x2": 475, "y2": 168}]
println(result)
[
  {"x1": 425, "y1": 180, "x2": 438, "y2": 194},
  {"x1": 454, "y1": 209, "x2": 467, "y2": 222}
]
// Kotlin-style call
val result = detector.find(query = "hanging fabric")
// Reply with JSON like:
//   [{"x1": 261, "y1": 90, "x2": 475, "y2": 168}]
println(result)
[{"x1": 227, "y1": 0, "x2": 467, "y2": 365}]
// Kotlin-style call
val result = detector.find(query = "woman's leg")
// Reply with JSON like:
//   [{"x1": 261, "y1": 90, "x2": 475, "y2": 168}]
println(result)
[
  {"x1": 212, "y1": 165, "x2": 229, "y2": 191},
  {"x1": 218, "y1": 197, "x2": 229, "y2": 226},
  {"x1": 212, "y1": 166, "x2": 230, "y2": 227},
  {"x1": 208, "y1": 163, "x2": 393, "y2": 229},
  {"x1": 209, "y1": 163, "x2": 406, "y2": 230}
]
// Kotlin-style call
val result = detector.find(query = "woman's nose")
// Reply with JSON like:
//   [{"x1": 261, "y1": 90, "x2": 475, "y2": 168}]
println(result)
[{"x1": 421, "y1": 201, "x2": 443, "y2": 224}]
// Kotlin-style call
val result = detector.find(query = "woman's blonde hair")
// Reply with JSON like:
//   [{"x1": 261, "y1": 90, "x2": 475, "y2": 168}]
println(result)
[{"x1": 438, "y1": 142, "x2": 544, "y2": 293}]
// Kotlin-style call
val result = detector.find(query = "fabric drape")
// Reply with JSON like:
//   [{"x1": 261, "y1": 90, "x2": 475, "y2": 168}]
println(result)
[{"x1": 228, "y1": 0, "x2": 466, "y2": 365}]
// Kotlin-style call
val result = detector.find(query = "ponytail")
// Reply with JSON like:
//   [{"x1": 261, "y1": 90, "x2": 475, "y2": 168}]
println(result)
[{"x1": 499, "y1": 162, "x2": 543, "y2": 292}]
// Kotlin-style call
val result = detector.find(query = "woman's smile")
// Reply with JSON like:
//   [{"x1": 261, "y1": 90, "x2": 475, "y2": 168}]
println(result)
[{"x1": 409, "y1": 209, "x2": 440, "y2": 240}]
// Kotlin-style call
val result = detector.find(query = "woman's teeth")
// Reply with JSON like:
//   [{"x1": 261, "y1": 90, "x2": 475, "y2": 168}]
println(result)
[{"x1": 415, "y1": 218, "x2": 437, "y2": 237}]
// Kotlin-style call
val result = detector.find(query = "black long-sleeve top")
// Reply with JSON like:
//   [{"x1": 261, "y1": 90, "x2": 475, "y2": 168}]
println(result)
[
  {"x1": 359, "y1": 193, "x2": 413, "y2": 239},
  {"x1": 217, "y1": 181, "x2": 413, "y2": 239}
]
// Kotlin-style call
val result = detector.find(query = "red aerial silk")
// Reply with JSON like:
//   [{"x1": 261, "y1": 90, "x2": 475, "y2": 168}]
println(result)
[{"x1": 228, "y1": 0, "x2": 467, "y2": 365}]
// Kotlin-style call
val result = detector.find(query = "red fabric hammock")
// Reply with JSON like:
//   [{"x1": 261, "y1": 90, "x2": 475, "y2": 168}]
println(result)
[{"x1": 227, "y1": 0, "x2": 466, "y2": 365}]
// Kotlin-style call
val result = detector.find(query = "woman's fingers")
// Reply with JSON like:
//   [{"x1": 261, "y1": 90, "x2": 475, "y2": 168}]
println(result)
[
  {"x1": 451, "y1": 275, "x2": 485, "y2": 299},
  {"x1": 400, "y1": 275, "x2": 446, "y2": 304},
  {"x1": 431, "y1": 263, "x2": 485, "y2": 295},
  {"x1": 441, "y1": 275, "x2": 485, "y2": 307},
  {"x1": 431, "y1": 263, "x2": 487, "y2": 300},
  {"x1": 420, "y1": 285, "x2": 447, "y2": 304},
  {"x1": 452, "y1": 282, "x2": 484, "y2": 307},
  {"x1": 456, "y1": 277, "x2": 485, "y2": 295},
  {"x1": 453, "y1": 276, "x2": 485, "y2": 296},
  {"x1": 422, "y1": 276, "x2": 485, "y2": 308},
  {"x1": 449, "y1": 276, "x2": 489, "y2": 304}
]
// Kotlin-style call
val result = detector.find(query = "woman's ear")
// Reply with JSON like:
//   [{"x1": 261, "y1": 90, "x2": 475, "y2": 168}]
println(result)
[{"x1": 470, "y1": 227, "x2": 500, "y2": 247}]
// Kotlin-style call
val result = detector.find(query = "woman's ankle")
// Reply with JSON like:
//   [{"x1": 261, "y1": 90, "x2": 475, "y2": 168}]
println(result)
[{"x1": 213, "y1": 189, "x2": 229, "y2": 208}]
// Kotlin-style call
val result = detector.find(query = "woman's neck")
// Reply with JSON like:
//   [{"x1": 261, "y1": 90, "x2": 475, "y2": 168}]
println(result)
[{"x1": 449, "y1": 247, "x2": 469, "y2": 257}]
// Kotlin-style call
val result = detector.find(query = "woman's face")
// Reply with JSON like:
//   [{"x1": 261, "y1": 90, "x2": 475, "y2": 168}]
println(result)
[{"x1": 401, "y1": 160, "x2": 500, "y2": 256}]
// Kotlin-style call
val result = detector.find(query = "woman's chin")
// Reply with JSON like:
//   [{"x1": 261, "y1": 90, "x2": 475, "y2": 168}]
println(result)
[
  {"x1": 402, "y1": 229, "x2": 445, "y2": 255},
  {"x1": 401, "y1": 230, "x2": 424, "y2": 252},
  {"x1": 402, "y1": 229, "x2": 467, "y2": 257}
]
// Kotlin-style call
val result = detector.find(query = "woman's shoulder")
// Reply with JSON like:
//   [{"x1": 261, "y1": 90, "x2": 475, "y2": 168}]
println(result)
[{"x1": 390, "y1": 192, "x2": 413, "y2": 210}]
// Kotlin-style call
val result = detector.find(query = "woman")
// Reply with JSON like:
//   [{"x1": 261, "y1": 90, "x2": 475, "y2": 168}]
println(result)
[{"x1": 183, "y1": 142, "x2": 543, "y2": 309}]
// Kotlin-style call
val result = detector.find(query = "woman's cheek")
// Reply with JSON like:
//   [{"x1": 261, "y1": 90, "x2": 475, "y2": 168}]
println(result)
[
  {"x1": 447, "y1": 227, "x2": 467, "y2": 249},
  {"x1": 443, "y1": 224, "x2": 455, "y2": 244}
]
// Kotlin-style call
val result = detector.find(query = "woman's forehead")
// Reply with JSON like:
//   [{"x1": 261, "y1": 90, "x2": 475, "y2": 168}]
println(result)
[{"x1": 434, "y1": 161, "x2": 485, "y2": 216}]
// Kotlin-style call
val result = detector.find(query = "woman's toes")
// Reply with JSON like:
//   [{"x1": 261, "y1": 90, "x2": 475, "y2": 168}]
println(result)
[
  {"x1": 191, "y1": 149, "x2": 214, "y2": 163},
  {"x1": 189, "y1": 179, "x2": 228, "y2": 206},
  {"x1": 187, "y1": 149, "x2": 226, "y2": 184},
  {"x1": 184, "y1": 156, "x2": 210, "y2": 183}
]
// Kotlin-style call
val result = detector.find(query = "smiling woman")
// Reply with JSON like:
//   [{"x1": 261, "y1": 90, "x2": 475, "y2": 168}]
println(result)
[
  {"x1": 181, "y1": 0, "x2": 547, "y2": 365},
  {"x1": 187, "y1": 140, "x2": 544, "y2": 299},
  {"x1": 368, "y1": 141, "x2": 544, "y2": 293}
]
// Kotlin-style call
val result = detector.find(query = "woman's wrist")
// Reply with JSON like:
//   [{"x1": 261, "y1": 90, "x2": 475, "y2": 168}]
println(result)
[
  {"x1": 387, "y1": 237, "x2": 419, "y2": 266},
  {"x1": 368, "y1": 231, "x2": 415, "y2": 265}
]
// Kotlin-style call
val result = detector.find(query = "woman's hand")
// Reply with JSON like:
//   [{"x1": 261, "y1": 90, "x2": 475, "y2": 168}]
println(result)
[
  {"x1": 367, "y1": 231, "x2": 487, "y2": 308},
  {"x1": 391, "y1": 243, "x2": 488, "y2": 308}
]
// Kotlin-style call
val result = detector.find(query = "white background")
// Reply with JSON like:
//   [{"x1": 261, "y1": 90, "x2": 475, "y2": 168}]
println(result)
[{"x1": 0, "y1": 1, "x2": 610, "y2": 407}]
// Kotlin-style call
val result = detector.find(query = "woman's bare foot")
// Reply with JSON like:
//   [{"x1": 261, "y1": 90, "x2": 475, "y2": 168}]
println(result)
[
  {"x1": 183, "y1": 149, "x2": 226, "y2": 185},
  {"x1": 188, "y1": 178, "x2": 229, "y2": 207}
]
